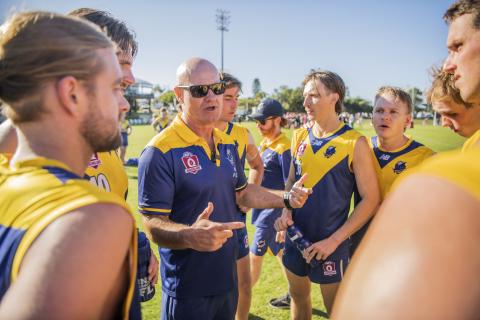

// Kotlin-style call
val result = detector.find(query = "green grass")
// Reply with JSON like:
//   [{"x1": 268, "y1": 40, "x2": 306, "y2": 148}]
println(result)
[{"x1": 125, "y1": 121, "x2": 464, "y2": 319}]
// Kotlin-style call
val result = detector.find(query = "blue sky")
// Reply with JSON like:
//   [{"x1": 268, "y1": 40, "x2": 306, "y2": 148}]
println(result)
[{"x1": 1, "y1": 0, "x2": 453, "y2": 102}]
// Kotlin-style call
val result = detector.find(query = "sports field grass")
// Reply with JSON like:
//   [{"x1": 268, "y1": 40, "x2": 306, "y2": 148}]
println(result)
[{"x1": 125, "y1": 121, "x2": 465, "y2": 320}]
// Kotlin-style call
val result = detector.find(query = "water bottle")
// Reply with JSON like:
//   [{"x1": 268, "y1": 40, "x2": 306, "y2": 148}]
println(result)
[
  {"x1": 137, "y1": 232, "x2": 155, "y2": 302},
  {"x1": 286, "y1": 224, "x2": 320, "y2": 268}
]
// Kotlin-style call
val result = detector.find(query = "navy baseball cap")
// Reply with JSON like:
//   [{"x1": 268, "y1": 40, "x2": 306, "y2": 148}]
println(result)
[{"x1": 251, "y1": 98, "x2": 284, "y2": 121}]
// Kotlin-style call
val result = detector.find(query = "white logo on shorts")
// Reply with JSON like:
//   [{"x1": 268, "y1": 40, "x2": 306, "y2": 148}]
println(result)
[{"x1": 323, "y1": 261, "x2": 337, "y2": 276}]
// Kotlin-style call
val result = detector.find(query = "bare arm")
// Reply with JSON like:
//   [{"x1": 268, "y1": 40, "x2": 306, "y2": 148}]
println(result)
[
  {"x1": 236, "y1": 172, "x2": 311, "y2": 210},
  {"x1": 304, "y1": 136, "x2": 380, "y2": 262},
  {"x1": 332, "y1": 175, "x2": 480, "y2": 319},
  {"x1": 142, "y1": 202, "x2": 244, "y2": 252},
  {"x1": 0, "y1": 203, "x2": 133, "y2": 319},
  {"x1": 246, "y1": 131, "x2": 263, "y2": 185},
  {"x1": 330, "y1": 136, "x2": 380, "y2": 242}
]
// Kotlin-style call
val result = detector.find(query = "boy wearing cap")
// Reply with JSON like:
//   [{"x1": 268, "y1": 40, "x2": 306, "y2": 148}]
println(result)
[
  {"x1": 250, "y1": 98, "x2": 292, "y2": 309},
  {"x1": 214, "y1": 73, "x2": 264, "y2": 320}
]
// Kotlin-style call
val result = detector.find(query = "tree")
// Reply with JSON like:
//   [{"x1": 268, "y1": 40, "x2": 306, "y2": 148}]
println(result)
[
  {"x1": 344, "y1": 96, "x2": 373, "y2": 114},
  {"x1": 159, "y1": 90, "x2": 177, "y2": 107},
  {"x1": 252, "y1": 78, "x2": 262, "y2": 97},
  {"x1": 272, "y1": 86, "x2": 304, "y2": 112}
]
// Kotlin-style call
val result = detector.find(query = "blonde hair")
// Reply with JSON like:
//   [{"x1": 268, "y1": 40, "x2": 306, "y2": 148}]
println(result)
[
  {"x1": 375, "y1": 86, "x2": 413, "y2": 114},
  {"x1": 0, "y1": 11, "x2": 114, "y2": 123}
]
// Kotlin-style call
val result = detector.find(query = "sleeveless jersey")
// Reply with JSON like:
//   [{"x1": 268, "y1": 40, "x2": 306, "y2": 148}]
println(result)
[
  {"x1": 462, "y1": 129, "x2": 480, "y2": 152},
  {"x1": 85, "y1": 151, "x2": 128, "y2": 200},
  {"x1": 252, "y1": 133, "x2": 291, "y2": 228},
  {"x1": 291, "y1": 124, "x2": 362, "y2": 247},
  {"x1": 370, "y1": 136, "x2": 434, "y2": 199},
  {"x1": 0, "y1": 157, "x2": 137, "y2": 319}
]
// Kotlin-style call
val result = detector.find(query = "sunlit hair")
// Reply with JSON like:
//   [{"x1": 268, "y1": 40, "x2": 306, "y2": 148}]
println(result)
[
  {"x1": 374, "y1": 86, "x2": 413, "y2": 114},
  {"x1": 426, "y1": 66, "x2": 473, "y2": 108},
  {"x1": 444, "y1": 0, "x2": 480, "y2": 28},
  {"x1": 220, "y1": 72, "x2": 242, "y2": 91},
  {"x1": 0, "y1": 11, "x2": 114, "y2": 123},
  {"x1": 69, "y1": 8, "x2": 138, "y2": 58},
  {"x1": 302, "y1": 69, "x2": 345, "y2": 114}
]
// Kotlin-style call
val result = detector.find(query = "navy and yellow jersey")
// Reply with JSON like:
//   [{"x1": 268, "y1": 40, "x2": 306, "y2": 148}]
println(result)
[
  {"x1": 462, "y1": 129, "x2": 480, "y2": 152},
  {"x1": 138, "y1": 115, "x2": 247, "y2": 298},
  {"x1": 370, "y1": 136, "x2": 434, "y2": 199},
  {"x1": 0, "y1": 158, "x2": 138, "y2": 319},
  {"x1": 85, "y1": 151, "x2": 129, "y2": 200},
  {"x1": 407, "y1": 148, "x2": 480, "y2": 201},
  {"x1": 252, "y1": 133, "x2": 291, "y2": 228},
  {"x1": 291, "y1": 124, "x2": 362, "y2": 247},
  {"x1": 153, "y1": 116, "x2": 170, "y2": 132},
  {"x1": 224, "y1": 122, "x2": 249, "y2": 169}
]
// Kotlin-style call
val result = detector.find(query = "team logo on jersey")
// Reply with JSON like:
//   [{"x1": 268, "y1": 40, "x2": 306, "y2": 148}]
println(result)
[
  {"x1": 323, "y1": 261, "x2": 337, "y2": 276},
  {"x1": 379, "y1": 154, "x2": 391, "y2": 161},
  {"x1": 181, "y1": 152, "x2": 202, "y2": 174},
  {"x1": 324, "y1": 146, "x2": 336, "y2": 158},
  {"x1": 297, "y1": 142, "x2": 307, "y2": 157},
  {"x1": 88, "y1": 152, "x2": 102, "y2": 169},
  {"x1": 393, "y1": 161, "x2": 407, "y2": 174},
  {"x1": 262, "y1": 152, "x2": 273, "y2": 166}
]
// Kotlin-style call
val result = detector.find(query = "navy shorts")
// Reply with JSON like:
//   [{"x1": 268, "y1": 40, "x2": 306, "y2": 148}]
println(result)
[
  {"x1": 161, "y1": 290, "x2": 238, "y2": 320},
  {"x1": 236, "y1": 226, "x2": 249, "y2": 259},
  {"x1": 250, "y1": 226, "x2": 284, "y2": 256},
  {"x1": 282, "y1": 238, "x2": 350, "y2": 284},
  {"x1": 121, "y1": 132, "x2": 129, "y2": 147}
]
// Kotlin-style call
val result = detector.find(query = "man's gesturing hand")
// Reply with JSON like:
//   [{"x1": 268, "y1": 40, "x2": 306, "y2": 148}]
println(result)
[{"x1": 187, "y1": 202, "x2": 245, "y2": 252}]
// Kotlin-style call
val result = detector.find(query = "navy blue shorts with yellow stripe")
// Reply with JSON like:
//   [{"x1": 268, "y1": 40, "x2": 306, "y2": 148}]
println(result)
[{"x1": 282, "y1": 237, "x2": 349, "y2": 284}]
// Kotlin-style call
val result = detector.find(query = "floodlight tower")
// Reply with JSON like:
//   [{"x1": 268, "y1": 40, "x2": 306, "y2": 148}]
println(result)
[{"x1": 216, "y1": 9, "x2": 230, "y2": 72}]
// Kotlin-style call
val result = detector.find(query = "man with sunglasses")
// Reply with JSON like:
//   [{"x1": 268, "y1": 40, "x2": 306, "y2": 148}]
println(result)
[
  {"x1": 214, "y1": 73, "x2": 264, "y2": 320},
  {"x1": 250, "y1": 99, "x2": 292, "y2": 309},
  {"x1": 138, "y1": 57, "x2": 312, "y2": 320}
]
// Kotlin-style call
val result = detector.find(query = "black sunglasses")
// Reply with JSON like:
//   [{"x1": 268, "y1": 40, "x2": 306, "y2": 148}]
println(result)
[
  {"x1": 255, "y1": 117, "x2": 276, "y2": 125},
  {"x1": 178, "y1": 82, "x2": 225, "y2": 98}
]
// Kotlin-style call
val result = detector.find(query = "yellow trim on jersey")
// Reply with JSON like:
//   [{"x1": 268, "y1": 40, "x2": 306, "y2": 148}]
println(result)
[
  {"x1": 260, "y1": 133, "x2": 290, "y2": 155},
  {"x1": 140, "y1": 207, "x2": 172, "y2": 213},
  {"x1": 2, "y1": 158, "x2": 137, "y2": 320},
  {"x1": 85, "y1": 151, "x2": 128, "y2": 199},
  {"x1": 410, "y1": 149, "x2": 480, "y2": 201},
  {"x1": 291, "y1": 124, "x2": 362, "y2": 188},
  {"x1": 148, "y1": 115, "x2": 236, "y2": 167},
  {"x1": 224, "y1": 123, "x2": 249, "y2": 160},
  {"x1": 369, "y1": 136, "x2": 435, "y2": 199},
  {"x1": 462, "y1": 129, "x2": 480, "y2": 152}
]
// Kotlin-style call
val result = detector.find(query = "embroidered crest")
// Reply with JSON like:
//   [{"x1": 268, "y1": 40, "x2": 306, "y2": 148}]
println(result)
[
  {"x1": 393, "y1": 161, "x2": 407, "y2": 174},
  {"x1": 323, "y1": 261, "x2": 337, "y2": 276},
  {"x1": 181, "y1": 152, "x2": 202, "y2": 174},
  {"x1": 88, "y1": 153, "x2": 102, "y2": 169},
  {"x1": 297, "y1": 142, "x2": 307, "y2": 157},
  {"x1": 324, "y1": 146, "x2": 336, "y2": 158}
]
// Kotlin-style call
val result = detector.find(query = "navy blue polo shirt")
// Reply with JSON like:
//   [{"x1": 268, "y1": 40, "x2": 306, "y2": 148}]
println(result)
[{"x1": 138, "y1": 115, "x2": 247, "y2": 298}]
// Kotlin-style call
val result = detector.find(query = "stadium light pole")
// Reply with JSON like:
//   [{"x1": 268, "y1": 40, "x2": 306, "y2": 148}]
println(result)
[{"x1": 216, "y1": 9, "x2": 230, "y2": 72}]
